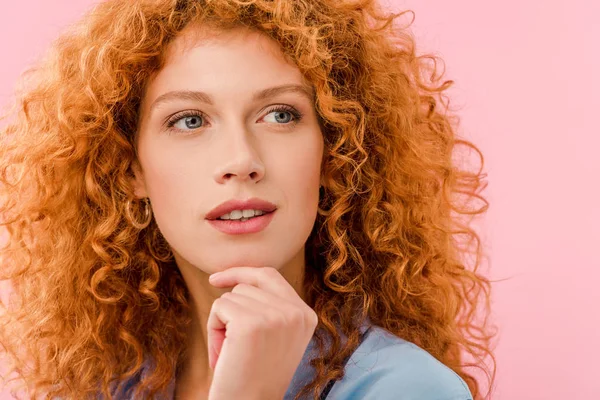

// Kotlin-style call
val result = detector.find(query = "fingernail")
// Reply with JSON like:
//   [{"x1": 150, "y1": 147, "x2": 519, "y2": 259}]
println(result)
[{"x1": 209, "y1": 272, "x2": 221, "y2": 282}]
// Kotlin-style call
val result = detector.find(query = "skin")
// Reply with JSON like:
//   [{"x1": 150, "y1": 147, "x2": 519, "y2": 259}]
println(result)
[{"x1": 132, "y1": 22, "x2": 324, "y2": 399}]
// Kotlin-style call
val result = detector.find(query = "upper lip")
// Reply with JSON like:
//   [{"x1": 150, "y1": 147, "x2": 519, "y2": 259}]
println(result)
[{"x1": 205, "y1": 197, "x2": 277, "y2": 220}]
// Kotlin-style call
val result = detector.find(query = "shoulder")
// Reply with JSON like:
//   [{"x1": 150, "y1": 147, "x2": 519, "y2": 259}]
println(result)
[
  {"x1": 95, "y1": 357, "x2": 174, "y2": 400},
  {"x1": 328, "y1": 325, "x2": 473, "y2": 400}
]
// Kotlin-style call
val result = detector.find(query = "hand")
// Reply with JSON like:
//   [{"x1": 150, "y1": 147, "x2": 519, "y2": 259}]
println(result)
[{"x1": 206, "y1": 266, "x2": 319, "y2": 400}]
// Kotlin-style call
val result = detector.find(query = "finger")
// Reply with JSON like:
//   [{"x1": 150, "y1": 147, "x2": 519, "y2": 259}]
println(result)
[
  {"x1": 220, "y1": 291, "x2": 274, "y2": 314},
  {"x1": 209, "y1": 266, "x2": 299, "y2": 300},
  {"x1": 206, "y1": 293, "x2": 254, "y2": 370},
  {"x1": 230, "y1": 282, "x2": 295, "y2": 308},
  {"x1": 220, "y1": 291, "x2": 294, "y2": 327},
  {"x1": 227, "y1": 280, "x2": 318, "y2": 329}
]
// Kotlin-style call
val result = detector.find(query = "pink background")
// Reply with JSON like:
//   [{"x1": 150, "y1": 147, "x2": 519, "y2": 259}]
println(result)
[{"x1": 1, "y1": 1, "x2": 598, "y2": 399}]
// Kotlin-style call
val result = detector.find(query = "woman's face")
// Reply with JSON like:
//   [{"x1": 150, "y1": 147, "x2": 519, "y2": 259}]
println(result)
[{"x1": 133, "y1": 24, "x2": 324, "y2": 274}]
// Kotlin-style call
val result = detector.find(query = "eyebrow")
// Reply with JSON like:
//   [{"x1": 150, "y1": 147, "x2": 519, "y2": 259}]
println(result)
[{"x1": 149, "y1": 83, "x2": 315, "y2": 113}]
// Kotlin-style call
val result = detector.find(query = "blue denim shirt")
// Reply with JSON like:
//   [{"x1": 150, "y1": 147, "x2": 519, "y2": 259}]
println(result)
[{"x1": 110, "y1": 320, "x2": 472, "y2": 400}]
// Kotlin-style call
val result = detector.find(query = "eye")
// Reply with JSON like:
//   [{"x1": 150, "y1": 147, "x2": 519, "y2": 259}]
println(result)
[
  {"x1": 166, "y1": 111, "x2": 205, "y2": 132},
  {"x1": 263, "y1": 105, "x2": 303, "y2": 126},
  {"x1": 164, "y1": 105, "x2": 304, "y2": 135}
]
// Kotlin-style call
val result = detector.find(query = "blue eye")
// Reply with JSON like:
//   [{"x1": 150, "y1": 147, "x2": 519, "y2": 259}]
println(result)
[
  {"x1": 263, "y1": 105, "x2": 303, "y2": 125},
  {"x1": 164, "y1": 105, "x2": 303, "y2": 135},
  {"x1": 166, "y1": 111, "x2": 205, "y2": 131}
]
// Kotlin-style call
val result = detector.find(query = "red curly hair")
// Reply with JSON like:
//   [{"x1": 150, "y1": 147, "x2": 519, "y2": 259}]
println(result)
[{"x1": 0, "y1": 0, "x2": 496, "y2": 399}]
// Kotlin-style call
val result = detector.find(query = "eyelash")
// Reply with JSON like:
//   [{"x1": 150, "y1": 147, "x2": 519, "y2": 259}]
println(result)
[{"x1": 165, "y1": 105, "x2": 304, "y2": 134}]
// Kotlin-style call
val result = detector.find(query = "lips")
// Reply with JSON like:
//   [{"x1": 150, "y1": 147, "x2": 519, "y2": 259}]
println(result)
[
  {"x1": 207, "y1": 210, "x2": 276, "y2": 235},
  {"x1": 205, "y1": 197, "x2": 277, "y2": 221}
]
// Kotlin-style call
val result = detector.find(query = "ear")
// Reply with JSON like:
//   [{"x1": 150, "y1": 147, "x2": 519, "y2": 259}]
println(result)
[{"x1": 130, "y1": 159, "x2": 148, "y2": 199}]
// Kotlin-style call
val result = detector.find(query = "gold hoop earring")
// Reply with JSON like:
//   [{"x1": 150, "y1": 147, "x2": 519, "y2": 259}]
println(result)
[
  {"x1": 125, "y1": 197, "x2": 152, "y2": 229},
  {"x1": 317, "y1": 185, "x2": 330, "y2": 217}
]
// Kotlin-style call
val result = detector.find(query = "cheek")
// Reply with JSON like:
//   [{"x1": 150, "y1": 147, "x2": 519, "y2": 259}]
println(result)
[
  {"x1": 277, "y1": 138, "x2": 322, "y2": 228},
  {"x1": 144, "y1": 159, "x2": 185, "y2": 204},
  {"x1": 276, "y1": 132, "x2": 323, "y2": 185},
  {"x1": 139, "y1": 144, "x2": 207, "y2": 228}
]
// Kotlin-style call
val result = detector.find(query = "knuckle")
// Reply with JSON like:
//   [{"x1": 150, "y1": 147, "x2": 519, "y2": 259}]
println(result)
[
  {"x1": 231, "y1": 283, "x2": 248, "y2": 294},
  {"x1": 267, "y1": 310, "x2": 287, "y2": 328},
  {"x1": 290, "y1": 309, "x2": 305, "y2": 324},
  {"x1": 211, "y1": 297, "x2": 224, "y2": 310},
  {"x1": 221, "y1": 291, "x2": 231, "y2": 298},
  {"x1": 306, "y1": 310, "x2": 319, "y2": 327},
  {"x1": 247, "y1": 316, "x2": 268, "y2": 333}
]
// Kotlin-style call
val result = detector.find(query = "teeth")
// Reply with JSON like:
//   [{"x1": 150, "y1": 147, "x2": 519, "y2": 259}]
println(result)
[
  {"x1": 230, "y1": 210, "x2": 244, "y2": 219},
  {"x1": 218, "y1": 209, "x2": 266, "y2": 220}
]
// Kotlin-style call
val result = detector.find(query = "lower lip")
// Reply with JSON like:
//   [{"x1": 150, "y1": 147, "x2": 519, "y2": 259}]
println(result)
[{"x1": 207, "y1": 211, "x2": 276, "y2": 235}]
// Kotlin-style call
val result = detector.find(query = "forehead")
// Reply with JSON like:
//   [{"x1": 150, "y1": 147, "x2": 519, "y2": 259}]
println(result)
[
  {"x1": 143, "y1": 23, "x2": 306, "y2": 102},
  {"x1": 170, "y1": 22, "x2": 274, "y2": 54},
  {"x1": 162, "y1": 22, "x2": 297, "y2": 74}
]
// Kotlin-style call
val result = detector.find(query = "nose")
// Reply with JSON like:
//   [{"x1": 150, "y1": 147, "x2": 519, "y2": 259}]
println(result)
[{"x1": 213, "y1": 128, "x2": 265, "y2": 185}]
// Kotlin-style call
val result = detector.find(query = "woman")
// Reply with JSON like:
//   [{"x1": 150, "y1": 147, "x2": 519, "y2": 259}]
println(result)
[{"x1": 0, "y1": 0, "x2": 496, "y2": 399}]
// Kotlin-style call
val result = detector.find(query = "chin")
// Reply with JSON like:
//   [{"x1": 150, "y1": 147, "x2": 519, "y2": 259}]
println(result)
[
  {"x1": 200, "y1": 252, "x2": 274, "y2": 269},
  {"x1": 219, "y1": 259, "x2": 278, "y2": 270}
]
